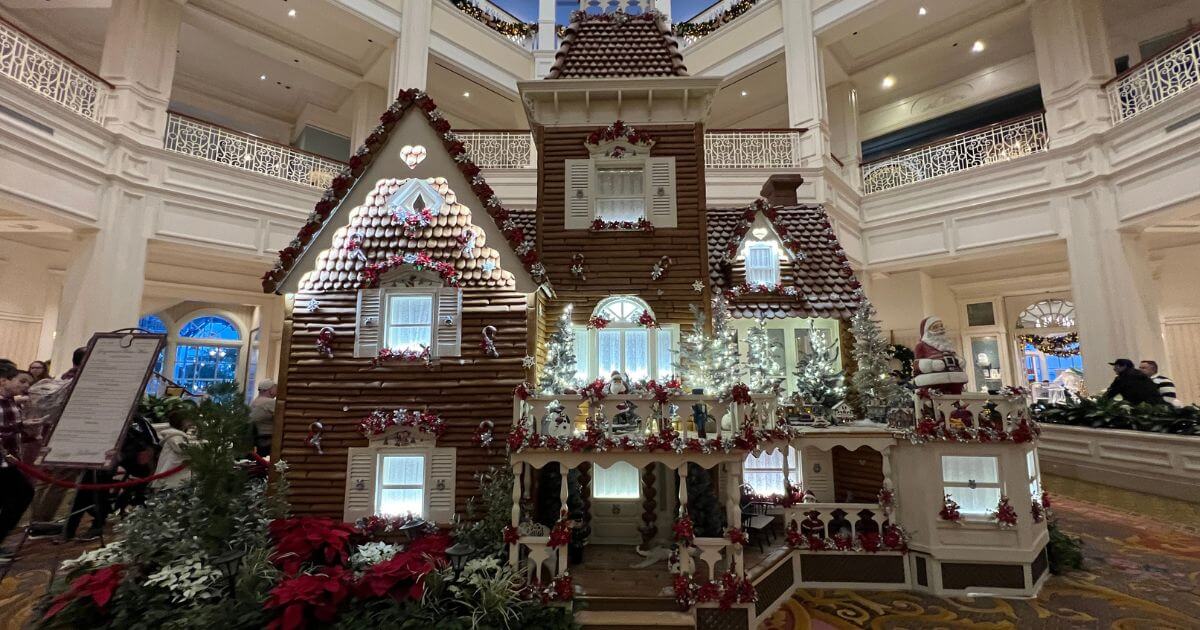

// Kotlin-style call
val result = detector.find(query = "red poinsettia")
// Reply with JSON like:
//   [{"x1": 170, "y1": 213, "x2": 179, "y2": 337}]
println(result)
[
  {"x1": 264, "y1": 566, "x2": 353, "y2": 630},
  {"x1": 44, "y1": 563, "x2": 125, "y2": 620},
  {"x1": 269, "y1": 517, "x2": 358, "y2": 574}
]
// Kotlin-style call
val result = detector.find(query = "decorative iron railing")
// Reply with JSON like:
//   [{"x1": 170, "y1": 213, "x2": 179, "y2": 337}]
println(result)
[
  {"x1": 1106, "y1": 28, "x2": 1200, "y2": 124},
  {"x1": 0, "y1": 17, "x2": 109, "y2": 122},
  {"x1": 458, "y1": 130, "x2": 536, "y2": 168},
  {"x1": 704, "y1": 129, "x2": 805, "y2": 169},
  {"x1": 163, "y1": 112, "x2": 345, "y2": 188},
  {"x1": 860, "y1": 113, "x2": 1048, "y2": 194}
]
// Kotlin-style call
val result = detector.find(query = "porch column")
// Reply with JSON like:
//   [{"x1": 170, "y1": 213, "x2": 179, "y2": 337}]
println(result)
[
  {"x1": 725, "y1": 459, "x2": 744, "y2": 578},
  {"x1": 388, "y1": 0, "x2": 432, "y2": 96},
  {"x1": 509, "y1": 461, "x2": 522, "y2": 569},
  {"x1": 780, "y1": 0, "x2": 829, "y2": 165},
  {"x1": 99, "y1": 0, "x2": 184, "y2": 146},
  {"x1": 1065, "y1": 189, "x2": 1164, "y2": 394},
  {"x1": 51, "y1": 187, "x2": 150, "y2": 372},
  {"x1": 1030, "y1": 0, "x2": 1114, "y2": 146},
  {"x1": 349, "y1": 82, "x2": 388, "y2": 149}
]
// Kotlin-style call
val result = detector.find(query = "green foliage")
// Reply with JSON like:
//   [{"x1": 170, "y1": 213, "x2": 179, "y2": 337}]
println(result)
[
  {"x1": 1035, "y1": 396, "x2": 1200, "y2": 435},
  {"x1": 1047, "y1": 519, "x2": 1084, "y2": 574},
  {"x1": 454, "y1": 467, "x2": 515, "y2": 558}
]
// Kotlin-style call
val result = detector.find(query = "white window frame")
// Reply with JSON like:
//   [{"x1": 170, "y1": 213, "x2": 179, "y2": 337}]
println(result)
[
  {"x1": 744, "y1": 241, "x2": 781, "y2": 287},
  {"x1": 381, "y1": 289, "x2": 436, "y2": 352},
  {"x1": 376, "y1": 450, "x2": 429, "y2": 518},
  {"x1": 743, "y1": 446, "x2": 803, "y2": 496},
  {"x1": 941, "y1": 454, "x2": 1003, "y2": 518},
  {"x1": 592, "y1": 461, "x2": 642, "y2": 501},
  {"x1": 573, "y1": 297, "x2": 678, "y2": 383}
]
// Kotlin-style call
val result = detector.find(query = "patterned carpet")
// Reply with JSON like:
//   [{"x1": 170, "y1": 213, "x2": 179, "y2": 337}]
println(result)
[{"x1": 1, "y1": 479, "x2": 1198, "y2": 629}]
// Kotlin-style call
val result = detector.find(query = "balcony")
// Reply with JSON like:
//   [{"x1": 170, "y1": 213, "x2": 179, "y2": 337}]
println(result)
[
  {"x1": 860, "y1": 113, "x2": 1048, "y2": 195},
  {"x1": 163, "y1": 112, "x2": 346, "y2": 189},
  {"x1": 1106, "y1": 27, "x2": 1200, "y2": 124},
  {"x1": 0, "y1": 16, "x2": 109, "y2": 122}
]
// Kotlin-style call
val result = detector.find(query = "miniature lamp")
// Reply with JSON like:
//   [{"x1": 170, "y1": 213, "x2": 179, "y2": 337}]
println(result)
[
  {"x1": 445, "y1": 541, "x2": 474, "y2": 577},
  {"x1": 213, "y1": 549, "x2": 246, "y2": 598}
]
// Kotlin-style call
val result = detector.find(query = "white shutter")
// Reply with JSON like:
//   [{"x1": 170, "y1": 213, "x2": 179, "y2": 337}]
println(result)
[
  {"x1": 645, "y1": 157, "x2": 677, "y2": 228},
  {"x1": 344, "y1": 447, "x2": 377, "y2": 523},
  {"x1": 427, "y1": 447, "x2": 457, "y2": 524},
  {"x1": 434, "y1": 287, "x2": 462, "y2": 358},
  {"x1": 354, "y1": 288, "x2": 382, "y2": 358},
  {"x1": 565, "y1": 158, "x2": 593, "y2": 229}
]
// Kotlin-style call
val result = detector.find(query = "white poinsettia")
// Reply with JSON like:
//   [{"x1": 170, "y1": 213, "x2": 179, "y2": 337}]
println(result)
[
  {"x1": 348, "y1": 541, "x2": 401, "y2": 570},
  {"x1": 144, "y1": 555, "x2": 223, "y2": 603}
]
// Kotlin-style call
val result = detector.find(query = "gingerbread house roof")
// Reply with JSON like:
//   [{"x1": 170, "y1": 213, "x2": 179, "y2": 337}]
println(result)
[
  {"x1": 547, "y1": 11, "x2": 687, "y2": 79},
  {"x1": 706, "y1": 202, "x2": 862, "y2": 320}
]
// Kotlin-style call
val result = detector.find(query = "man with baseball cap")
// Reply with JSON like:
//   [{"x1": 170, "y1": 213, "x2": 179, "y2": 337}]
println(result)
[
  {"x1": 249, "y1": 379, "x2": 278, "y2": 456},
  {"x1": 1102, "y1": 358, "x2": 1163, "y2": 406}
]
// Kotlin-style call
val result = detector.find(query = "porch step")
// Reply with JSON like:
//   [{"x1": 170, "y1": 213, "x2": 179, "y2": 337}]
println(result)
[{"x1": 575, "y1": 610, "x2": 694, "y2": 629}]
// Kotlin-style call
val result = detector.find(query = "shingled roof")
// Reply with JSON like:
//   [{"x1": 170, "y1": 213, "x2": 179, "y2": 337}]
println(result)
[
  {"x1": 707, "y1": 203, "x2": 862, "y2": 320},
  {"x1": 547, "y1": 10, "x2": 687, "y2": 79}
]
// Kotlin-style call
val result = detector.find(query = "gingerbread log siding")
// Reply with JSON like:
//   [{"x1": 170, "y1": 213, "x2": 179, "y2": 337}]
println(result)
[{"x1": 281, "y1": 288, "x2": 531, "y2": 517}]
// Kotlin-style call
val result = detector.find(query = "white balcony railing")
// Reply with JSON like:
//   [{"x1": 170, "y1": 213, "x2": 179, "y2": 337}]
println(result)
[
  {"x1": 704, "y1": 129, "x2": 805, "y2": 169},
  {"x1": 1106, "y1": 28, "x2": 1200, "y2": 124},
  {"x1": 0, "y1": 17, "x2": 109, "y2": 122},
  {"x1": 860, "y1": 113, "x2": 1048, "y2": 195},
  {"x1": 458, "y1": 130, "x2": 536, "y2": 168},
  {"x1": 163, "y1": 112, "x2": 345, "y2": 188}
]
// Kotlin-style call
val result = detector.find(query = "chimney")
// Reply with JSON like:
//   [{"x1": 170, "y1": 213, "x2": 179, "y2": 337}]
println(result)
[{"x1": 759, "y1": 174, "x2": 804, "y2": 206}]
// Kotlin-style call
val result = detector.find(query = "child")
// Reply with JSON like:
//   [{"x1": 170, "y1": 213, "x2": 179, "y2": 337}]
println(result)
[
  {"x1": 153, "y1": 408, "x2": 195, "y2": 491},
  {"x1": 0, "y1": 361, "x2": 35, "y2": 563}
]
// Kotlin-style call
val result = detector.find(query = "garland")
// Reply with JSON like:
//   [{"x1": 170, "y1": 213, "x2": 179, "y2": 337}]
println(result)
[
  {"x1": 1019, "y1": 332, "x2": 1080, "y2": 357},
  {"x1": 263, "y1": 89, "x2": 548, "y2": 293},
  {"x1": 590, "y1": 217, "x2": 655, "y2": 232},
  {"x1": 449, "y1": 0, "x2": 537, "y2": 39},
  {"x1": 674, "y1": 0, "x2": 761, "y2": 41},
  {"x1": 361, "y1": 252, "x2": 462, "y2": 287},
  {"x1": 368, "y1": 346, "x2": 431, "y2": 369},
  {"x1": 358, "y1": 408, "x2": 446, "y2": 438}
]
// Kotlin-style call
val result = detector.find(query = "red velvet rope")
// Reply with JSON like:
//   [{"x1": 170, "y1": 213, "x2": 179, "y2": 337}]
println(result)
[{"x1": 4, "y1": 455, "x2": 187, "y2": 490}]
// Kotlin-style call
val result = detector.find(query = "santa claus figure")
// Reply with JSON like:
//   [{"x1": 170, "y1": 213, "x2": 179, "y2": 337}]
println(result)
[{"x1": 914, "y1": 316, "x2": 968, "y2": 396}]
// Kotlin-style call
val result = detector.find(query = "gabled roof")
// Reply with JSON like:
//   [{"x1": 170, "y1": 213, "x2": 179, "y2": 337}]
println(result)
[
  {"x1": 262, "y1": 89, "x2": 548, "y2": 295},
  {"x1": 707, "y1": 200, "x2": 862, "y2": 320},
  {"x1": 548, "y1": 10, "x2": 687, "y2": 80}
]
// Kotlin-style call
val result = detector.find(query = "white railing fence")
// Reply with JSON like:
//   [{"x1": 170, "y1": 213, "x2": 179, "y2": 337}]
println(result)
[
  {"x1": 0, "y1": 18, "x2": 108, "y2": 122},
  {"x1": 861, "y1": 113, "x2": 1048, "y2": 194},
  {"x1": 459, "y1": 131, "x2": 536, "y2": 168},
  {"x1": 1106, "y1": 29, "x2": 1200, "y2": 124},
  {"x1": 705, "y1": 130, "x2": 805, "y2": 169},
  {"x1": 163, "y1": 112, "x2": 345, "y2": 188}
]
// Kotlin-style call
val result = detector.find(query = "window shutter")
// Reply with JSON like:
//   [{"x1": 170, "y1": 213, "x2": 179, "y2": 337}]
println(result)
[
  {"x1": 645, "y1": 157, "x2": 677, "y2": 228},
  {"x1": 434, "y1": 287, "x2": 462, "y2": 358},
  {"x1": 565, "y1": 158, "x2": 593, "y2": 229},
  {"x1": 343, "y1": 447, "x2": 377, "y2": 523},
  {"x1": 427, "y1": 447, "x2": 457, "y2": 523},
  {"x1": 354, "y1": 288, "x2": 382, "y2": 358}
]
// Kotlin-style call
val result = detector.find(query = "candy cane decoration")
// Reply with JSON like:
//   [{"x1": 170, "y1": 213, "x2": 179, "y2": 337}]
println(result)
[{"x1": 481, "y1": 325, "x2": 500, "y2": 358}]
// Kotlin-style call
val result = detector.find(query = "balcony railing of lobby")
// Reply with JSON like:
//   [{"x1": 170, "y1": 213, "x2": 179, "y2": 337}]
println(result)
[
  {"x1": 1105, "y1": 27, "x2": 1200, "y2": 124},
  {"x1": 163, "y1": 112, "x2": 346, "y2": 189},
  {"x1": 860, "y1": 112, "x2": 1048, "y2": 195},
  {"x1": 0, "y1": 16, "x2": 109, "y2": 122}
]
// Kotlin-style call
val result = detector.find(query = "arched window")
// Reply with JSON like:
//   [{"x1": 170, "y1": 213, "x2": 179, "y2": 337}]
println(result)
[
  {"x1": 1015, "y1": 299, "x2": 1076, "y2": 329},
  {"x1": 174, "y1": 315, "x2": 243, "y2": 393},
  {"x1": 576, "y1": 296, "x2": 676, "y2": 382}
]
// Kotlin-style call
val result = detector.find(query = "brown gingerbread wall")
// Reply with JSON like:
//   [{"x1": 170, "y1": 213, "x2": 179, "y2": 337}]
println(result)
[{"x1": 278, "y1": 288, "x2": 532, "y2": 517}]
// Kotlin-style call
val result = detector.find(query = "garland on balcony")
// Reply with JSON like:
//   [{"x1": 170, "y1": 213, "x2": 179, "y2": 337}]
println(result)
[
  {"x1": 1018, "y1": 332, "x2": 1080, "y2": 357},
  {"x1": 262, "y1": 89, "x2": 548, "y2": 293},
  {"x1": 785, "y1": 521, "x2": 909, "y2": 553},
  {"x1": 589, "y1": 217, "x2": 655, "y2": 232},
  {"x1": 450, "y1": 0, "x2": 537, "y2": 40},
  {"x1": 358, "y1": 408, "x2": 446, "y2": 438},
  {"x1": 674, "y1": 0, "x2": 761, "y2": 41},
  {"x1": 360, "y1": 252, "x2": 462, "y2": 288},
  {"x1": 907, "y1": 416, "x2": 1040, "y2": 445}
]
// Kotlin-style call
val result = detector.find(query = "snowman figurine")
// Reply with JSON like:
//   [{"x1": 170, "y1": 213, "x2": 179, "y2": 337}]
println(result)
[
  {"x1": 541, "y1": 400, "x2": 569, "y2": 437},
  {"x1": 605, "y1": 371, "x2": 629, "y2": 396}
]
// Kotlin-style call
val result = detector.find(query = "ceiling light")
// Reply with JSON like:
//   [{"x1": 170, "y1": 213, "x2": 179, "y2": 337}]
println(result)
[
  {"x1": 740, "y1": 90, "x2": 748, "y2": 97},
  {"x1": 972, "y1": 40, "x2": 985, "y2": 53},
  {"x1": 259, "y1": 74, "x2": 267, "y2": 80},
  {"x1": 918, "y1": 6, "x2": 926, "y2": 16},
  {"x1": 881, "y1": 75, "x2": 895, "y2": 89},
  {"x1": 287, "y1": 9, "x2": 296, "y2": 18},
  {"x1": 462, "y1": 91, "x2": 470, "y2": 97}
]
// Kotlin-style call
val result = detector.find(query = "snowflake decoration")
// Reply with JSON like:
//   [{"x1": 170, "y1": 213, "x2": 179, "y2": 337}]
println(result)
[
  {"x1": 692, "y1": 280, "x2": 705, "y2": 293},
  {"x1": 304, "y1": 298, "x2": 321, "y2": 313},
  {"x1": 522, "y1": 355, "x2": 536, "y2": 369}
]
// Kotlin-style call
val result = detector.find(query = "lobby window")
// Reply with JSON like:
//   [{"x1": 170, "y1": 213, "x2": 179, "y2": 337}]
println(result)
[
  {"x1": 174, "y1": 315, "x2": 242, "y2": 393},
  {"x1": 941, "y1": 455, "x2": 1001, "y2": 517},
  {"x1": 743, "y1": 446, "x2": 802, "y2": 496}
]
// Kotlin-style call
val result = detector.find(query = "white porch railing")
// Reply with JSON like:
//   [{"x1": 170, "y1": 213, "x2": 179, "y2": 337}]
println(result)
[
  {"x1": 1106, "y1": 28, "x2": 1200, "y2": 124},
  {"x1": 458, "y1": 130, "x2": 536, "y2": 168},
  {"x1": 163, "y1": 112, "x2": 345, "y2": 188},
  {"x1": 704, "y1": 129, "x2": 805, "y2": 169},
  {"x1": 861, "y1": 113, "x2": 1048, "y2": 194},
  {"x1": 0, "y1": 17, "x2": 109, "y2": 122}
]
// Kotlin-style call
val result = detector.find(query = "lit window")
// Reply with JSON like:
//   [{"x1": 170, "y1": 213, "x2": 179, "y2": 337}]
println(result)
[
  {"x1": 942, "y1": 455, "x2": 1001, "y2": 516},
  {"x1": 593, "y1": 461, "x2": 641, "y2": 499},
  {"x1": 745, "y1": 242, "x2": 779, "y2": 287},
  {"x1": 743, "y1": 446, "x2": 802, "y2": 496},
  {"x1": 174, "y1": 315, "x2": 242, "y2": 393},
  {"x1": 576, "y1": 297, "x2": 676, "y2": 382},
  {"x1": 594, "y1": 167, "x2": 644, "y2": 222},
  {"x1": 378, "y1": 454, "x2": 425, "y2": 517},
  {"x1": 385, "y1": 294, "x2": 433, "y2": 351}
]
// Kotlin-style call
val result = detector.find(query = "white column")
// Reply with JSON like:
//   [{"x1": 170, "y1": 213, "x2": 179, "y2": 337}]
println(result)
[
  {"x1": 388, "y1": 0, "x2": 433, "y2": 96},
  {"x1": 51, "y1": 188, "x2": 150, "y2": 371},
  {"x1": 349, "y1": 82, "x2": 388, "y2": 149},
  {"x1": 99, "y1": 0, "x2": 184, "y2": 147},
  {"x1": 1030, "y1": 0, "x2": 1113, "y2": 147},
  {"x1": 780, "y1": 0, "x2": 829, "y2": 165},
  {"x1": 1065, "y1": 189, "x2": 1164, "y2": 394},
  {"x1": 533, "y1": 0, "x2": 557, "y2": 77}
]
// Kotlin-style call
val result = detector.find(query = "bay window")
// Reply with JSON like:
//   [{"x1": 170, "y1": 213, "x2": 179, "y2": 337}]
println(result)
[{"x1": 941, "y1": 455, "x2": 1002, "y2": 517}]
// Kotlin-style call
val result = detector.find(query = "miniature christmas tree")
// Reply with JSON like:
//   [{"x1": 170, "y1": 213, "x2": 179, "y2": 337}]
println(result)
[
  {"x1": 793, "y1": 324, "x2": 846, "y2": 412},
  {"x1": 745, "y1": 317, "x2": 782, "y2": 395},
  {"x1": 850, "y1": 298, "x2": 909, "y2": 420},
  {"x1": 678, "y1": 297, "x2": 741, "y2": 394},
  {"x1": 539, "y1": 303, "x2": 579, "y2": 394}
]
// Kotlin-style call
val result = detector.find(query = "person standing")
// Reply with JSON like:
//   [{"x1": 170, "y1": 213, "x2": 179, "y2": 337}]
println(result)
[
  {"x1": 1103, "y1": 359, "x2": 1164, "y2": 406},
  {"x1": 249, "y1": 379, "x2": 277, "y2": 457},
  {"x1": 0, "y1": 360, "x2": 35, "y2": 563},
  {"x1": 1138, "y1": 360, "x2": 1182, "y2": 407}
]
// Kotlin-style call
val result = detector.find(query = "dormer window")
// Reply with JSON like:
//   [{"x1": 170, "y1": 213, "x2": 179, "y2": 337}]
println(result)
[{"x1": 745, "y1": 242, "x2": 780, "y2": 287}]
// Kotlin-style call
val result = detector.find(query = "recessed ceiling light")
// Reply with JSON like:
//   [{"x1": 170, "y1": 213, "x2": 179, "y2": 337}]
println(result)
[
  {"x1": 463, "y1": 91, "x2": 470, "y2": 98},
  {"x1": 972, "y1": 40, "x2": 985, "y2": 53},
  {"x1": 740, "y1": 90, "x2": 748, "y2": 97},
  {"x1": 259, "y1": 74, "x2": 267, "y2": 80},
  {"x1": 287, "y1": 8, "x2": 296, "y2": 17},
  {"x1": 881, "y1": 75, "x2": 895, "y2": 89},
  {"x1": 918, "y1": 7, "x2": 927, "y2": 16}
]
